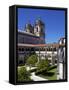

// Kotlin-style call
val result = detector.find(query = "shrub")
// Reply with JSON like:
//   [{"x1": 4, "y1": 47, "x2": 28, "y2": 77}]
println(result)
[
  {"x1": 29, "y1": 68, "x2": 37, "y2": 73},
  {"x1": 26, "y1": 54, "x2": 38, "y2": 68},
  {"x1": 35, "y1": 67, "x2": 47, "y2": 75},
  {"x1": 18, "y1": 66, "x2": 31, "y2": 82},
  {"x1": 35, "y1": 65, "x2": 57, "y2": 75},
  {"x1": 48, "y1": 65, "x2": 57, "y2": 71},
  {"x1": 37, "y1": 59, "x2": 49, "y2": 70},
  {"x1": 35, "y1": 59, "x2": 50, "y2": 75}
]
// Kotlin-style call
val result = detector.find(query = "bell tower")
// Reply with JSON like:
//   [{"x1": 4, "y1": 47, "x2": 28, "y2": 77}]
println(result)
[
  {"x1": 34, "y1": 18, "x2": 45, "y2": 43},
  {"x1": 25, "y1": 22, "x2": 34, "y2": 34}
]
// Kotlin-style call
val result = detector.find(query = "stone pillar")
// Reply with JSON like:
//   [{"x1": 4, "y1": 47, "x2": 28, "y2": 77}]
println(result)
[
  {"x1": 57, "y1": 46, "x2": 64, "y2": 80},
  {"x1": 39, "y1": 47, "x2": 40, "y2": 62},
  {"x1": 51, "y1": 46, "x2": 55, "y2": 65},
  {"x1": 45, "y1": 47, "x2": 47, "y2": 59},
  {"x1": 51, "y1": 46, "x2": 53, "y2": 65},
  {"x1": 37, "y1": 47, "x2": 39, "y2": 63},
  {"x1": 24, "y1": 47, "x2": 26, "y2": 64},
  {"x1": 56, "y1": 47, "x2": 59, "y2": 80}
]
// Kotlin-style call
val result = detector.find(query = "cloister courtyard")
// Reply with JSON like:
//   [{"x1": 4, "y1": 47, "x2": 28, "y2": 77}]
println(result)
[{"x1": 17, "y1": 43, "x2": 65, "y2": 82}]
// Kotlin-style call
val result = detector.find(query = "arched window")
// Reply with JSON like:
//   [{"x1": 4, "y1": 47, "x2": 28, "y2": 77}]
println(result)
[{"x1": 19, "y1": 48, "x2": 22, "y2": 51}]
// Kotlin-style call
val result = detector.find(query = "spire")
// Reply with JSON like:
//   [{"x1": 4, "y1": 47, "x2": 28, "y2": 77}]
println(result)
[
  {"x1": 35, "y1": 17, "x2": 44, "y2": 26},
  {"x1": 25, "y1": 21, "x2": 34, "y2": 34}
]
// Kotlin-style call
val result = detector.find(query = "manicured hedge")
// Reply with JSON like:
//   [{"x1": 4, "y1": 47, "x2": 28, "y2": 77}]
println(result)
[
  {"x1": 35, "y1": 67, "x2": 47, "y2": 75},
  {"x1": 35, "y1": 65, "x2": 57, "y2": 75},
  {"x1": 48, "y1": 65, "x2": 57, "y2": 71},
  {"x1": 29, "y1": 68, "x2": 37, "y2": 73}
]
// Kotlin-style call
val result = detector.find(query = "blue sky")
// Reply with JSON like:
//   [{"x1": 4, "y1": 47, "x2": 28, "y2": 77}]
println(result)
[{"x1": 18, "y1": 8, "x2": 65, "y2": 43}]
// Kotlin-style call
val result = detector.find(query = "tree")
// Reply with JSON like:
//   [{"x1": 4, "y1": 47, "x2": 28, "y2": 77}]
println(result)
[
  {"x1": 35, "y1": 59, "x2": 50, "y2": 75},
  {"x1": 26, "y1": 54, "x2": 38, "y2": 69},
  {"x1": 37, "y1": 59, "x2": 49, "y2": 70},
  {"x1": 18, "y1": 66, "x2": 31, "y2": 82}
]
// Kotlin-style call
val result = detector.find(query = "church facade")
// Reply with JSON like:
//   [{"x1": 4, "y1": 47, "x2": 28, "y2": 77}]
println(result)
[{"x1": 18, "y1": 19, "x2": 45, "y2": 44}]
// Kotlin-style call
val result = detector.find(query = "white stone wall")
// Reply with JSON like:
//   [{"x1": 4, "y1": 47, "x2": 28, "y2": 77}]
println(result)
[{"x1": 57, "y1": 38, "x2": 65, "y2": 80}]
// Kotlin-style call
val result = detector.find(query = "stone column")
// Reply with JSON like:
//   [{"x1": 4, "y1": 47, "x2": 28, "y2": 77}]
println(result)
[
  {"x1": 45, "y1": 47, "x2": 47, "y2": 59},
  {"x1": 51, "y1": 46, "x2": 54, "y2": 65},
  {"x1": 24, "y1": 47, "x2": 26, "y2": 64},
  {"x1": 51, "y1": 46, "x2": 53, "y2": 65},
  {"x1": 37, "y1": 47, "x2": 39, "y2": 63},
  {"x1": 56, "y1": 47, "x2": 59, "y2": 80},
  {"x1": 39, "y1": 47, "x2": 40, "y2": 62}
]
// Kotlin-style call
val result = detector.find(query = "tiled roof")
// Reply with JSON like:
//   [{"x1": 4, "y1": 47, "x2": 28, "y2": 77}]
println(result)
[{"x1": 18, "y1": 43, "x2": 65, "y2": 48}]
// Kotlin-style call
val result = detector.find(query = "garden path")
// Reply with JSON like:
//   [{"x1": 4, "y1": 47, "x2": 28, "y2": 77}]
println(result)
[
  {"x1": 26, "y1": 66, "x2": 48, "y2": 81},
  {"x1": 30, "y1": 72, "x2": 48, "y2": 81}
]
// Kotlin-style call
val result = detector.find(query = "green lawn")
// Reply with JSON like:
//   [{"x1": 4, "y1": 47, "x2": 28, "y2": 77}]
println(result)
[{"x1": 37, "y1": 67, "x2": 57, "y2": 80}]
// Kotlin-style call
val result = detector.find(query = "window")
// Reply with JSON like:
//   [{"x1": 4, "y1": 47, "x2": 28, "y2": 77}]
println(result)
[
  {"x1": 36, "y1": 27, "x2": 38, "y2": 32},
  {"x1": 19, "y1": 48, "x2": 22, "y2": 51}
]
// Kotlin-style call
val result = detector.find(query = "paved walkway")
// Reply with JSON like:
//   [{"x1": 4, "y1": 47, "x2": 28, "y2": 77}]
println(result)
[
  {"x1": 26, "y1": 66, "x2": 36, "y2": 71},
  {"x1": 30, "y1": 72, "x2": 48, "y2": 81},
  {"x1": 26, "y1": 66, "x2": 48, "y2": 81}
]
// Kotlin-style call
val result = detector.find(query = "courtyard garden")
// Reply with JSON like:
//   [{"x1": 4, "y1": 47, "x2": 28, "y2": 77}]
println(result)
[{"x1": 17, "y1": 54, "x2": 57, "y2": 82}]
